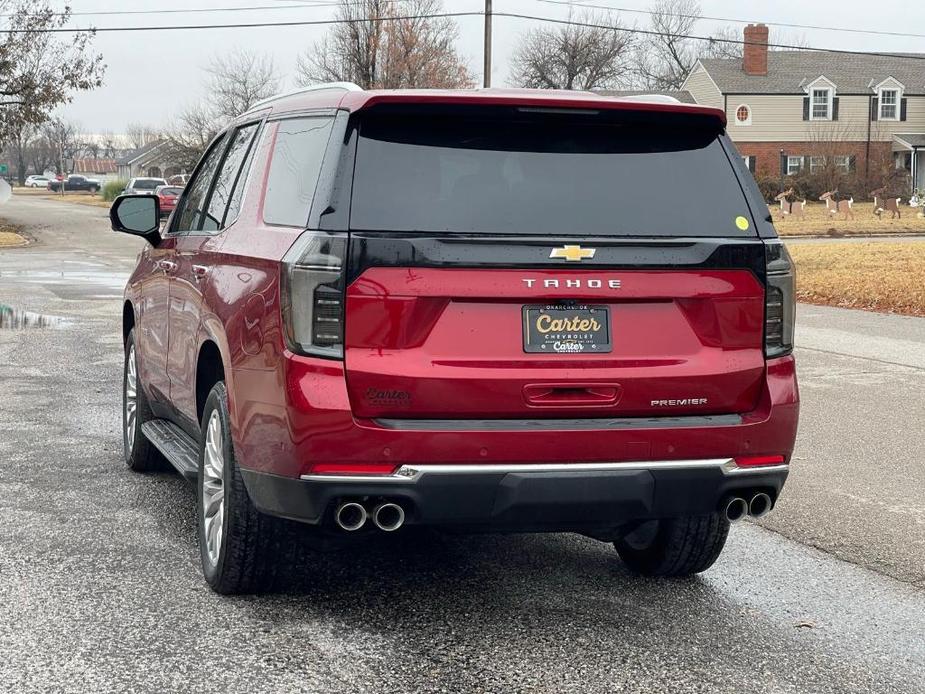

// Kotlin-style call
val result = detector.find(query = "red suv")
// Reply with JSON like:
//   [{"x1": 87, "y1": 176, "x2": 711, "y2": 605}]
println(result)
[{"x1": 111, "y1": 85, "x2": 798, "y2": 594}]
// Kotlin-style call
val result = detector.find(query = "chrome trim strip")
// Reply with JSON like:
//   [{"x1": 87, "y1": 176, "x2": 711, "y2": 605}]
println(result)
[{"x1": 299, "y1": 458, "x2": 789, "y2": 483}]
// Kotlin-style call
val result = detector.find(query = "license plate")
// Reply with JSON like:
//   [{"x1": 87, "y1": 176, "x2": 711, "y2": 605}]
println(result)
[{"x1": 522, "y1": 304, "x2": 611, "y2": 354}]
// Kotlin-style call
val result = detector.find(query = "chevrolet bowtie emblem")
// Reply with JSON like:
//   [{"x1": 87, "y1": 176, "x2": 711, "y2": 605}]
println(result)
[{"x1": 550, "y1": 245, "x2": 596, "y2": 262}]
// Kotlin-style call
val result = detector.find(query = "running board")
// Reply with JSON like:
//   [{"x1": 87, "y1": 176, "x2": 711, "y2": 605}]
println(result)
[{"x1": 141, "y1": 419, "x2": 199, "y2": 480}]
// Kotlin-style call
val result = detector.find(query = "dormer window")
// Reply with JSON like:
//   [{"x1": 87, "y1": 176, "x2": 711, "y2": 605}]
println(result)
[
  {"x1": 811, "y1": 88, "x2": 832, "y2": 120},
  {"x1": 879, "y1": 88, "x2": 899, "y2": 120},
  {"x1": 873, "y1": 78, "x2": 905, "y2": 122},
  {"x1": 803, "y1": 76, "x2": 837, "y2": 122}
]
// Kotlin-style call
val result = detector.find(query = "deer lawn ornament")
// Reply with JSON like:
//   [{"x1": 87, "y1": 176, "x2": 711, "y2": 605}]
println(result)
[
  {"x1": 774, "y1": 188, "x2": 806, "y2": 220},
  {"x1": 819, "y1": 190, "x2": 854, "y2": 220},
  {"x1": 870, "y1": 187, "x2": 902, "y2": 219}
]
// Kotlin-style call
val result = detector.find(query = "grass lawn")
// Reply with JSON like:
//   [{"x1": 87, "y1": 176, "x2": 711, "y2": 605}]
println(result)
[
  {"x1": 771, "y1": 201, "x2": 925, "y2": 236},
  {"x1": 0, "y1": 224, "x2": 27, "y2": 248},
  {"x1": 789, "y1": 241, "x2": 925, "y2": 316},
  {"x1": 12, "y1": 187, "x2": 111, "y2": 208}
]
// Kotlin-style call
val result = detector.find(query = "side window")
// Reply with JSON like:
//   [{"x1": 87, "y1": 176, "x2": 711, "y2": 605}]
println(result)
[
  {"x1": 223, "y1": 125, "x2": 261, "y2": 228},
  {"x1": 173, "y1": 135, "x2": 227, "y2": 233},
  {"x1": 204, "y1": 122, "x2": 259, "y2": 232},
  {"x1": 263, "y1": 116, "x2": 334, "y2": 227}
]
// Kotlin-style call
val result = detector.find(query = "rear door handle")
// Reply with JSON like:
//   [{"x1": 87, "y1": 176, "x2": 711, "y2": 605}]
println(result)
[{"x1": 156, "y1": 259, "x2": 177, "y2": 273}]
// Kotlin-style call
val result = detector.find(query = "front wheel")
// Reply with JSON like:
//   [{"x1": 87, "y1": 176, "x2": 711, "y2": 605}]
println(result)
[
  {"x1": 614, "y1": 514, "x2": 730, "y2": 577},
  {"x1": 123, "y1": 329, "x2": 164, "y2": 472},
  {"x1": 197, "y1": 381, "x2": 282, "y2": 594}
]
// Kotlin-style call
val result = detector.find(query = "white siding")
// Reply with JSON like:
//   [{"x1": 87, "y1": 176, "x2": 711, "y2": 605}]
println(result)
[
  {"x1": 726, "y1": 94, "x2": 925, "y2": 143},
  {"x1": 682, "y1": 65, "x2": 723, "y2": 109}
]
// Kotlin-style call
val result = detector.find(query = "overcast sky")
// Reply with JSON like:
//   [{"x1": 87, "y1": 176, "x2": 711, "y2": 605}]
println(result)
[{"x1": 58, "y1": 0, "x2": 925, "y2": 133}]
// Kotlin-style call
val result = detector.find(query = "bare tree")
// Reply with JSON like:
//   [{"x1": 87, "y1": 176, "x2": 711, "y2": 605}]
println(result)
[
  {"x1": 701, "y1": 24, "x2": 742, "y2": 60},
  {"x1": 163, "y1": 102, "x2": 220, "y2": 172},
  {"x1": 296, "y1": 0, "x2": 473, "y2": 89},
  {"x1": 206, "y1": 49, "x2": 281, "y2": 120},
  {"x1": 40, "y1": 118, "x2": 82, "y2": 175},
  {"x1": 510, "y1": 11, "x2": 634, "y2": 90},
  {"x1": 634, "y1": 0, "x2": 701, "y2": 90},
  {"x1": 126, "y1": 123, "x2": 161, "y2": 150},
  {"x1": 0, "y1": 2, "x2": 104, "y2": 142}
]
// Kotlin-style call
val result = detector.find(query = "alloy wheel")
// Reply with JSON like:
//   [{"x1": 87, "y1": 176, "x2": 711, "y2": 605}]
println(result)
[
  {"x1": 201, "y1": 410, "x2": 225, "y2": 566},
  {"x1": 124, "y1": 345, "x2": 138, "y2": 447}
]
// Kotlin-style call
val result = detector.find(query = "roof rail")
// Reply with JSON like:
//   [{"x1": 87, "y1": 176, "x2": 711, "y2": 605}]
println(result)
[{"x1": 247, "y1": 82, "x2": 363, "y2": 112}]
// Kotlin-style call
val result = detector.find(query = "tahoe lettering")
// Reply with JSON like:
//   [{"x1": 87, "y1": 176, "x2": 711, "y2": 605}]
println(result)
[{"x1": 522, "y1": 278, "x2": 622, "y2": 289}]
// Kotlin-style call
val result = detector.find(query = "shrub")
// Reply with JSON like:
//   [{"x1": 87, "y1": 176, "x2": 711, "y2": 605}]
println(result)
[
  {"x1": 102, "y1": 179, "x2": 127, "y2": 202},
  {"x1": 756, "y1": 177, "x2": 782, "y2": 202}
]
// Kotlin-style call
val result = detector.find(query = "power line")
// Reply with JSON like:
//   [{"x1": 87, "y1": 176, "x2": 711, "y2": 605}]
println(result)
[
  {"x1": 496, "y1": 12, "x2": 925, "y2": 61},
  {"x1": 9, "y1": 0, "x2": 925, "y2": 42},
  {"x1": 15, "y1": 7, "x2": 925, "y2": 63},
  {"x1": 527, "y1": 0, "x2": 925, "y2": 41}
]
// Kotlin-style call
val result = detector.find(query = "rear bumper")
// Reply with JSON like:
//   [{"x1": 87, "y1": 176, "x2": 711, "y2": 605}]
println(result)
[
  {"x1": 241, "y1": 458, "x2": 789, "y2": 530},
  {"x1": 232, "y1": 354, "x2": 798, "y2": 530}
]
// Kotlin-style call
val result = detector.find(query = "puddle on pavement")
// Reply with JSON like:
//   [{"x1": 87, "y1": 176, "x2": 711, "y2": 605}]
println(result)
[
  {"x1": 0, "y1": 304, "x2": 70, "y2": 330},
  {"x1": 0, "y1": 269, "x2": 127, "y2": 291}
]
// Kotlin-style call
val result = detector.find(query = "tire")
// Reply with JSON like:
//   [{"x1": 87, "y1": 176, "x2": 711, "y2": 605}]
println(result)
[
  {"x1": 197, "y1": 381, "x2": 283, "y2": 594},
  {"x1": 123, "y1": 329, "x2": 165, "y2": 472},
  {"x1": 615, "y1": 514, "x2": 730, "y2": 577}
]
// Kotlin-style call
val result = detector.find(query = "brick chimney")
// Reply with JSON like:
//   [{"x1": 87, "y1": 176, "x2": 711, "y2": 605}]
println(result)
[{"x1": 742, "y1": 24, "x2": 769, "y2": 76}]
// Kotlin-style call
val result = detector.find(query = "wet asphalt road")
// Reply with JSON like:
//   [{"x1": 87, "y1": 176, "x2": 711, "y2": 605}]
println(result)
[{"x1": 1, "y1": 195, "x2": 924, "y2": 693}]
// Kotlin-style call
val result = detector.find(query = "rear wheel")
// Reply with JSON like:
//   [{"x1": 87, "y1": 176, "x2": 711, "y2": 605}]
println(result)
[
  {"x1": 615, "y1": 514, "x2": 729, "y2": 577},
  {"x1": 197, "y1": 381, "x2": 282, "y2": 594}
]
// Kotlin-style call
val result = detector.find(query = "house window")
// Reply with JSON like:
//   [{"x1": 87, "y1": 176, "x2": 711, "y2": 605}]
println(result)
[
  {"x1": 787, "y1": 156, "x2": 804, "y2": 175},
  {"x1": 811, "y1": 88, "x2": 831, "y2": 120},
  {"x1": 833, "y1": 155, "x2": 851, "y2": 173},
  {"x1": 809, "y1": 156, "x2": 826, "y2": 173},
  {"x1": 735, "y1": 104, "x2": 751, "y2": 126},
  {"x1": 880, "y1": 89, "x2": 899, "y2": 120}
]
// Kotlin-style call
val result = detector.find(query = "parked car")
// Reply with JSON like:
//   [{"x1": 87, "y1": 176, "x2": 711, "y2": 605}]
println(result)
[
  {"x1": 154, "y1": 185, "x2": 183, "y2": 218},
  {"x1": 167, "y1": 174, "x2": 190, "y2": 186},
  {"x1": 47, "y1": 174, "x2": 100, "y2": 193},
  {"x1": 24, "y1": 175, "x2": 51, "y2": 188},
  {"x1": 110, "y1": 85, "x2": 799, "y2": 594},
  {"x1": 124, "y1": 177, "x2": 167, "y2": 195}
]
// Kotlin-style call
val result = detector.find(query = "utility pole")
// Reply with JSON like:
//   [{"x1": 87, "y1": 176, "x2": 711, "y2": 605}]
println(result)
[{"x1": 483, "y1": 0, "x2": 492, "y2": 88}]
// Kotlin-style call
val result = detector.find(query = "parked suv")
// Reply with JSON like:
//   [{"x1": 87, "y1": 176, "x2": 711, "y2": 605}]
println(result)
[{"x1": 111, "y1": 85, "x2": 799, "y2": 594}]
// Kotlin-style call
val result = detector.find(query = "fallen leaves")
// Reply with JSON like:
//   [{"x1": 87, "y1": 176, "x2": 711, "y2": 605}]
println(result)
[{"x1": 788, "y1": 241, "x2": 925, "y2": 316}]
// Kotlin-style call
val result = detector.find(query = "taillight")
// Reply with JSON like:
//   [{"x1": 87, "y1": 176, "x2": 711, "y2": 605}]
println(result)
[
  {"x1": 280, "y1": 231, "x2": 347, "y2": 359},
  {"x1": 764, "y1": 239, "x2": 795, "y2": 358}
]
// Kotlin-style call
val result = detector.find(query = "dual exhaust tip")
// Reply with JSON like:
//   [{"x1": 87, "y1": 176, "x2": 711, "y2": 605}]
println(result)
[
  {"x1": 335, "y1": 501, "x2": 405, "y2": 532},
  {"x1": 724, "y1": 492, "x2": 773, "y2": 522}
]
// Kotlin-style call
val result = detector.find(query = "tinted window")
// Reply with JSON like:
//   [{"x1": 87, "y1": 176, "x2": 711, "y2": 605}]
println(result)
[
  {"x1": 133, "y1": 178, "x2": 163, "y2": 190},
  {"x1": 263, "y1": 117, "x2": 334, "y2": 227},
  {"x1": 158, "y1": 186, "x2": 184, "y2": 196},
  {"x1": 174, "y1": 137, "x2": 226, "y2": 233},
  {"x1": 205, "y1": 122, "x2": 259, "y2": 231},
  {"x1": 351, "y1": 115, "x2": 755, "y2": 237}
]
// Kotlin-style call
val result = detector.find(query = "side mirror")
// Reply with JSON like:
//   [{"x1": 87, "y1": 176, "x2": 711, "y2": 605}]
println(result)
[{"x1": 110, "y1": 194, "x2": 161, "y2": 246}]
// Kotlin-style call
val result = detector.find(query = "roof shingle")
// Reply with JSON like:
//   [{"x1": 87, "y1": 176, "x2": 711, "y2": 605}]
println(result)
[{"x1": 700, "y1": 52, "x2": 925, "y2": 95}]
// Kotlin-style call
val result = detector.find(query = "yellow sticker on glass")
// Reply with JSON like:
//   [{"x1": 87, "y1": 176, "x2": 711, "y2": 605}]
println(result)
[{"x1": 735, "y1": 216, "x2": 750, "y2": 231}]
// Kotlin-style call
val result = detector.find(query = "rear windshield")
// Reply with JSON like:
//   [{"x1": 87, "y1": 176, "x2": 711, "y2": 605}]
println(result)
[
  {"x1": 133, "y1": 179, "x2": 163, "y2": 189},
  {"x1": 159, "y1": 186, "x2": 183, "y2": 195},
  {"x1": 351, "y1": 114, "x2": 754, "y2": 237}
]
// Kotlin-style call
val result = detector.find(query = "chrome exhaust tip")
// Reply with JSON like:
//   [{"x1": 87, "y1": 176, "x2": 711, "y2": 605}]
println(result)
[
  {"x1": 748, "y1": 492, "x2": 773, "y2": 518},
  {"x1": 372, "y1": 502, "x2": 405, "y2": 532},
  {"x1": 724, "y1": 497, "x2": 748, "y2": 522},
  {"x1": 335, "y1": 501, "x2": 367, "y2": 531}
]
